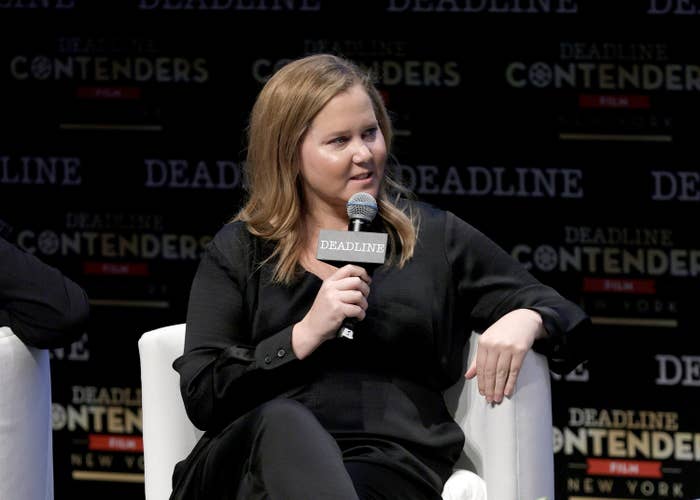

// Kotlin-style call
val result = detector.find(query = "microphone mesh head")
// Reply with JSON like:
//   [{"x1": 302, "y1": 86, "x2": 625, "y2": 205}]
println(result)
[{"x1": 347, "y1": 192, "x2": 378, "y2": 222}]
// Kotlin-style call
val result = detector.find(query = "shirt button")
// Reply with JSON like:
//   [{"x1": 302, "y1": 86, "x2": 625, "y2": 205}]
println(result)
[
  {"x1": 264, "y1": 355, "x2": 272, "y2": 364},
  {"x1": 276, "y1": 348, "x2": 286, "y2": 358}
]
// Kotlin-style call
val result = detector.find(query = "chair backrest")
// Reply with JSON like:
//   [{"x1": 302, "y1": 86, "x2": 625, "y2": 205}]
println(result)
[
  {"x1": 138, "y1": 324, "x2": 202, "y2": 500},
  {"x1": 139, "y1": 324, "x2": 554, "y2": 500},
  {"x1": 0, "y1": 326, "x2": 54, "y2": 500},
  {"x1": 443, "y1": 333, "x2": 555, "y2": 500}
]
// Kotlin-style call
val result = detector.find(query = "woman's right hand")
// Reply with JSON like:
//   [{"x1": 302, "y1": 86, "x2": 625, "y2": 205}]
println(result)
[{"x1": 292, "y1": 264, "x2": 371, "y2": 359}]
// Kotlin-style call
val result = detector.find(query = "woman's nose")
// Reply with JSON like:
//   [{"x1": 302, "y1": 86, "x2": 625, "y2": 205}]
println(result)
[{"x1": 352, "y1": 141, "x2": 372, "y2": 164}]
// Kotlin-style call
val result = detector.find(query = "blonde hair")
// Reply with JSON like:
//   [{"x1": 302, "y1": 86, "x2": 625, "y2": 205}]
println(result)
[{"x1": 235, "y1": 53, "x2": 417, "y2": 284}]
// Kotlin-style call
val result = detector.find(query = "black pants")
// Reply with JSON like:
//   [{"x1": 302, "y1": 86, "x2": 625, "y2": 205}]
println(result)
[{"x1": 196, "y1": 399, "x2": 441, "y2": 500}]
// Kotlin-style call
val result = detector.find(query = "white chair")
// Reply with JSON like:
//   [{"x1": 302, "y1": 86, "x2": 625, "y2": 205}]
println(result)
[
  {"x1": 0, "y1": 326, "x2": 54, "y2": 500},
  {"x1": 139, "y1": 324, "x2": 554, "y2": 500}
]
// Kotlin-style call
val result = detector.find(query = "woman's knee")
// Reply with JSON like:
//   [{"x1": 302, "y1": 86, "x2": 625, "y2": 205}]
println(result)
[
  {"x1": 252, "y1": 399, "x2": 342, "y2": 466},
  {"x1": 255, "y1": 398, "x2": 323, "y2": 437}
]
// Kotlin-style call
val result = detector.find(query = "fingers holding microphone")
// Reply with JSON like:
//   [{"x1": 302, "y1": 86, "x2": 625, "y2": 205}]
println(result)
[
  {"x1": 333, "y1": 264, "x2": 371, "y2": 321},
  {"x1": 292, "y1": 265, "x2": 371, "y2": 359}
]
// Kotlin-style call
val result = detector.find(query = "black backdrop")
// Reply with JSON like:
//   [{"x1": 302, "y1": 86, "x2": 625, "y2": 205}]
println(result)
[{"x1": 2, "y1": 1, "x2": 699, "y2": 499}]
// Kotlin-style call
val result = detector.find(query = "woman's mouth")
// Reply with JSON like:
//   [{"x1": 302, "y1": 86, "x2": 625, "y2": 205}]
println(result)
[{"x1": 350, "y1": 172, "x2": 372, "y2": 181}]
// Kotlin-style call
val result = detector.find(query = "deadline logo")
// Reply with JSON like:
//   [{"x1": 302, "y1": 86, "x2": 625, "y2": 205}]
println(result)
[
  {"x1": 0, "y1": 0, "x2": 75, "y2": 8},
  {"x1": 555, "y1": 406, "x2": 692, "y2": 498},
  {"x1": 53, "y1": 385, "x2": 144, "y2": 480},
  {"x1": 505, "y1": 40, "x2": 687, "y2": 140},
  {"x1": 9, "y1": 54, "x2": 209, "y2": 83},
  {"x1": 386, "y1": 0, "x2": 578, "y2": 14},
  {"x1": 506, "y1": 42, "x2": 699, "y2": 92},
  {"x1": 392, "y1": 163, "x2": 583, "y2": 198}
]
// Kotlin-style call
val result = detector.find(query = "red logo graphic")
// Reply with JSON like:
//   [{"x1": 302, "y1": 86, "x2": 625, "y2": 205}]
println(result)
[
  {"x1": 583, "y1": 277, "x2": 656, "y2": 294},
  {"x1": 88, "y1": 434, "x2": 143, "y2": 452},
  {"x1": 587, "y1": 458, "x2": 662, "y2": 478},
  {"x1": 579, "y1": 94, "x2": 650, "y2": 109}
]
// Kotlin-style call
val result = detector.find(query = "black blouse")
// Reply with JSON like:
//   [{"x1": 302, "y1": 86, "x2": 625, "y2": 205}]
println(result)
[{"x1": 173, "y1": 201, "x2": 589, "y2": 494}]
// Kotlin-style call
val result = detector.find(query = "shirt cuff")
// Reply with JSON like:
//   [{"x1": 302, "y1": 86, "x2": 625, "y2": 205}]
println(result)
[{"x1": 254, "y1": 325, "x2": 298, "y2": 370}]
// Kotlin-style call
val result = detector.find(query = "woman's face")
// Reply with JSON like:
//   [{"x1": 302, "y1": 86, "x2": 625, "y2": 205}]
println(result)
[{"x1": 299, "y1": 84, "x2": 386, "y2": 217}]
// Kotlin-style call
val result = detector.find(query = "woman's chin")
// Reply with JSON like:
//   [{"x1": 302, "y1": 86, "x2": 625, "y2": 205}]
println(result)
[{"x1": 347, "y1": 181, "x2": 380, "y2": 199}]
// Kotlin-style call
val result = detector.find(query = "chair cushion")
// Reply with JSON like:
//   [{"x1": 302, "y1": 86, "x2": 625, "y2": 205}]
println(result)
[{"x1": 441, "y1": 470, "x2": 487, "y2": 500}]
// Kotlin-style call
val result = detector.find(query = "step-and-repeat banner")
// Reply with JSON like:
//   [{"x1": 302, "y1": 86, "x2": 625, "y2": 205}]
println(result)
[{"x1": 1, "y1": 2, "x2": 698, "y2": 499}]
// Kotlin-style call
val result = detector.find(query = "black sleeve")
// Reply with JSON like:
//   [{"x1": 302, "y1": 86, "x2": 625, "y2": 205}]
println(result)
[
  {"x1": 445, "y1": 211, "x2": 590, "y2": 374},
  {"x1": 0, "y1": 235, "x2": 89, "y2": 349},
  {"x1": 173, "y1": 226, "x2": 300, "y2": 431}
]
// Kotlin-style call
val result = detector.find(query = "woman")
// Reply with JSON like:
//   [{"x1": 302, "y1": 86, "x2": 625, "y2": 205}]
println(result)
[{"x1": 171, "y1": 53, "x2": 589, "y2": 499}]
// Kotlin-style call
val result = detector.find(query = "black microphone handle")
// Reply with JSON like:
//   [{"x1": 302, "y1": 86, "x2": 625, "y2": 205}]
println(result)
[
  {"x1": 337, "y1": 317, "x2": 357, "y2": 340},
  {"x1": 336, "y1": 255, "x2": 361, "y2": 339}
]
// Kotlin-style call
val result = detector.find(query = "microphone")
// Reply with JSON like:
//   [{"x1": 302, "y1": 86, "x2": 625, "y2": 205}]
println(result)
[
  {"x1": 315, "y1": 192, "x2": 387, "y2": 340},
  {"x1": 346, "y1": 191, "x2": 378, "y2": 232},
  {"x1": 337, "y1": 192, "x2": 378, "y2": 340}
]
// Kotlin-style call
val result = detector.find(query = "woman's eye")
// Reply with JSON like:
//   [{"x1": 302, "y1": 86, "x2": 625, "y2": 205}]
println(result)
[
  {"x1": 363, "y1": 128, "x2": 378, "y2": 139},
  {"x1": 331, "y1": 136, "x2": 348, "y2": 145}
]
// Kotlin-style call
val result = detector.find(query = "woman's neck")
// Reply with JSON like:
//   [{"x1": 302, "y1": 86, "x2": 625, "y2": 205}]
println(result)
[
  {"x1": 303, "y1": 205, "x2": 347, "y2": 235},
  {"x1": 298, "y1": 205, "x2": 346, "y2": 275},
  {"x1": 299, "y1": 211, "x2": 345, "y2": 280}
]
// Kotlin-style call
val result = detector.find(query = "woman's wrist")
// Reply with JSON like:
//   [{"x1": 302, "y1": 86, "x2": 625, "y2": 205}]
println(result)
[
  {"x1": 291, "y1": 320, "x2": 317, "y2": 360},
  {"x1": 519, "y1": 308, "x2": 547, "y2": 339}
]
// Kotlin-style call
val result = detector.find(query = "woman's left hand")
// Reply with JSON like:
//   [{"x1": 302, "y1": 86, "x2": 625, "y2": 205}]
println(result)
[{"x1": 464, "y1": 309, "x2": 546, "y2": 404}]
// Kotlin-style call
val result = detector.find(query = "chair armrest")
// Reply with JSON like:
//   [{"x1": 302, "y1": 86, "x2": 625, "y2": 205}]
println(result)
[
  {"x1": 0, "y1": 326, "x2": 54, "y2": 500},
  {"x1": 443, "y1": 333, "x2": 554, "y2": 500},
  {"x1": 139, "y1": 324, "x2": 202, "y2": 500}
]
